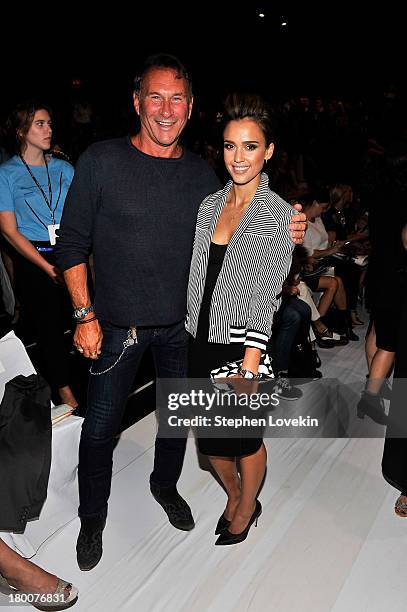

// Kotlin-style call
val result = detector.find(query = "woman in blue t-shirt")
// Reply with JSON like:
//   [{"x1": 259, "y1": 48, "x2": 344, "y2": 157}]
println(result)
[{"x1": 0, "y1": 101, "x2": 78, "y2": 409}]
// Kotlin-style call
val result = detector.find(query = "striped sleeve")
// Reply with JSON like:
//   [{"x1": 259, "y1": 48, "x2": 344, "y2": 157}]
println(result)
[
  {"x1": 244, "y1": 210, "x2": 295, "y2": 351},
  {"x1": 245, "y1": 329, "x2": 270, "y2": 351}
]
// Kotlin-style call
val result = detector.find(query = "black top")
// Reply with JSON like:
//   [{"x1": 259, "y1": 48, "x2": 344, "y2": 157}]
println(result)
[
  {"x1": 367, "y1": 192, "x2": 407, "y2": 303},
  {"x1": 322, "y1": 207, "x2": 350, "y2": 240},
  {"x1": 195, "y1": 242, "x2": 227, "y2": 342},
  {"x1": 55, "y1": 136, "x2": 221, "y2": 326}
]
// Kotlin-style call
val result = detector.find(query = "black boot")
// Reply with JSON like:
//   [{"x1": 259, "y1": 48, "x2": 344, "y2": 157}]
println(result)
[
  {"x1": 336, "y1": 310, "x2": 359, "y2": 342},
  {"x1": 356, "y1": 391, "x2": 388, "y2": 425},
  {"x1": 150, "y1": 482, "x2": 195, "y2": 531},
  {"x1": 76, "y1": 516, "x2": 106, "y2": 571},
  {"x1": 346, "y1": 309, "x2": 359, "y2": 341}
]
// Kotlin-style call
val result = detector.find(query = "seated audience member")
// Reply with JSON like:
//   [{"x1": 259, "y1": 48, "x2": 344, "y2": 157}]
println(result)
[
  {"x1": 300, "y1": 191, "x2": 358, "y2": 342},
  {"x1": 297, "y1": 280, "x2": 342, "y2": 348},
  {"x1": 0, "y1": 538, "x2": 78, "y2": 609},
  {"x1": 271, "y1": 273, "x2": 322, "y2": 389},
  {"x1": 323, "y1": 183, "x2": 368, "y2": 326},
  {"x1": 291, "y1": 245, "x2": 344, "y2": 347}
]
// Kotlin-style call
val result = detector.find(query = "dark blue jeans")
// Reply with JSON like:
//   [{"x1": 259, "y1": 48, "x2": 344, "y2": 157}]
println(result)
[
  {"x1": 272, "y1": 297, "x2": 311, "y2": 373},
  {"x1": 78, "y1": 319, "x2": 188, "y2": 519}
]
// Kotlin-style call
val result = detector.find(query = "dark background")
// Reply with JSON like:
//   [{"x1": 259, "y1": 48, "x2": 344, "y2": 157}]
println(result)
[
  {"x1": 2, "y1": 3, "x2": 404, "y2": 420},
  {"x1": 2, "y1": 4, "x2": 404, "y2": 123}
]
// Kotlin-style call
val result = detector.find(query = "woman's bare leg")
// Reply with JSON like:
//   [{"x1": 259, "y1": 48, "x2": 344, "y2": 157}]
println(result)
[
  {"x1": 367, "y1": 349, "x2": 395, "y2": 395},
  {"x1": 332, "y1": 276, "x2": 347, "y2": 310},
  {"x1": 366, "y1": 324, "x2": 377, "y2": 370},
  {"x1": 208, "y1": 456, "x2": 241, "y2": 520},
  {"x1": 0, "y1": 538, "x2": 58, "y2": 594},
  {"x1": 228, "y1": 443, "x2": 267, "y2": 534},
  {"x1": 317, "y1": 276, "x2": 338, "y2": 317}
]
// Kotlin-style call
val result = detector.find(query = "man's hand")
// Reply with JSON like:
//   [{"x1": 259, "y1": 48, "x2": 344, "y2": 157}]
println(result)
[
  {"x1": 74, "y1": 319, "x2": 103, "y2": 360},
  {"x1": 289, "y1": 203, "x2": 307, "y2": 244}
]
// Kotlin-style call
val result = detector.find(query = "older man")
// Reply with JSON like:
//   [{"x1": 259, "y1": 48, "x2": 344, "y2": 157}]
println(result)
[{"x1": 56, "y1": 53, "x2": 306, "y2": 570}]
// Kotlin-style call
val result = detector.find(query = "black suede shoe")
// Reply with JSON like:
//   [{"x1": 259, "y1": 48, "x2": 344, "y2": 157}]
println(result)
[
  {"x1": 150, "y1": 483, "x2": 195, "y2": 531},
  {"x1": 347, "y1": 329, "x2": 359, "y2": 341},
  {"x1": 380, "y1": 380, "x2": 393, "y2": 401},
  {"x1": 215, "y1": 500, "x2": 262, "y2": 546},
  {"x1": 215, "y1": 513, "x2": 231, "y2": 535},
  {"x1": 356, "y1": 391, "x2": 388, "y2": 425},
  {"x1": 76, "y1": 516, "x2": 106, "y2": 571}
]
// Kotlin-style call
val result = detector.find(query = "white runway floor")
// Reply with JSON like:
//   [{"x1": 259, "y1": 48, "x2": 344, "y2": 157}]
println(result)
[{"x1": 3, "y1": 317, "x2": 407, "y2": 612}]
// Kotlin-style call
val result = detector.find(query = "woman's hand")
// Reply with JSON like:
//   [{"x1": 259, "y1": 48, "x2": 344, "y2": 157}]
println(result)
[
  {"x1": 45, "y1": 264, "x2": 65, "y2": 286},
  {"x1": 304, "y1": 256, "x2": 318, "y2": 272},
  {"x1": 329, "y1": 240, "x2": 346, "y2": 254},
  {"x1": 283, "y1": 283, "x2": 300, "y2": 296},
  {"x1": 226, "y1": 374, "x2": 259, "y2": 396}
]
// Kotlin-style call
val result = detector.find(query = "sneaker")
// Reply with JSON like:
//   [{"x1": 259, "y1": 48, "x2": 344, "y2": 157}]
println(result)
[
  {"x1": 273, "y1": 373, "x2": 303, "y2": 401},
  {"x1": 316, "y1": 328, "x2": 349, "y2": 348},
  {"x1": 76, "y1": 516, "x2": 106, "y2": 571},
  {"x1": 150, "y1": 483, "x2": 195, "y2": 531}
]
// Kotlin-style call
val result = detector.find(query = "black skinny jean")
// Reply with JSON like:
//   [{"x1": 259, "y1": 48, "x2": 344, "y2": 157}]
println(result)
[{"x1": 271, "y1": 296, "x2": 312, "y2": 373}]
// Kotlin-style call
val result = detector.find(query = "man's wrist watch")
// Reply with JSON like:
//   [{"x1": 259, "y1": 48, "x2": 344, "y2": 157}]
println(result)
[
  {"x1": 73, "y1": 305, "x2": 94, "y2": 321},
  {"x1": 238, "y1": 366, "x2": 260, "y2": 380}
]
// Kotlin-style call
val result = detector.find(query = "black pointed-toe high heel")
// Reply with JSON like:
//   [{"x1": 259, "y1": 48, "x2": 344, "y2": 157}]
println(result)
[
  {"x1": 215, "y1": 513, "x2": 231, "y2": 535},
  {"x1": 215, "y1": 500, "x2": 262, "y2": 546}
]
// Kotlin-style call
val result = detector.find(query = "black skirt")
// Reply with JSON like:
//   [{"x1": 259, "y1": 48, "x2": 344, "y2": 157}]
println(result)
[{"x1": 188, "y1": 243, "x2": 263, "y2": 457}]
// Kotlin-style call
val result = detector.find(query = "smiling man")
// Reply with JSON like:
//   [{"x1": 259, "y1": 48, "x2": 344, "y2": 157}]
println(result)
[{"x1": 55, "y1": 53, "x2": 306, "y2": 571}]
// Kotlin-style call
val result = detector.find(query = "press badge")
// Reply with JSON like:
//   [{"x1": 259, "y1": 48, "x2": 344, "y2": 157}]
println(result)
[{"x1": 47, "y1": 224, "x2": 60, "y2": 245}]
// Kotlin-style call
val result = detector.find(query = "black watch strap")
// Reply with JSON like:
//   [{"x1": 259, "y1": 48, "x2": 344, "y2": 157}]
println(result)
[{"x1": 237, "y1": 366, "x2": 261, "y2": 380}]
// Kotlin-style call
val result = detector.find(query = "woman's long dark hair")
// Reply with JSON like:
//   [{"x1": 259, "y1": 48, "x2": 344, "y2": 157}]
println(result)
[{"x1": 5, "y1": 100, "x2": 52, "y2": 155}]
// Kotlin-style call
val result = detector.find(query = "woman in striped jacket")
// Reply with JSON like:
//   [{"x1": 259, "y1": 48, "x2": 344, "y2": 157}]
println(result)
[{"x1": 186, "y1": 94, "x2": 295, "y2": 545}]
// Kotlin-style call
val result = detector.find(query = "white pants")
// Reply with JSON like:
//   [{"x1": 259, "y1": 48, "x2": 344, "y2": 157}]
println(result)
[{"x1": 298, "y1": 281, "x2": 320, "y2": 341}]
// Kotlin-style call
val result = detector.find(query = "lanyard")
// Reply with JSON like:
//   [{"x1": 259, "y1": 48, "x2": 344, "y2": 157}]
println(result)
[{"x1": 19, "y1": 155, "x2": 62, "y2": 227}]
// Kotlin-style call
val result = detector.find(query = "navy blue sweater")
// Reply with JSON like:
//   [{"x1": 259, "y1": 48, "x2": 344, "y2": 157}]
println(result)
[{"x1": 55, "y1": 137, "x2": 221, "y2": 326}]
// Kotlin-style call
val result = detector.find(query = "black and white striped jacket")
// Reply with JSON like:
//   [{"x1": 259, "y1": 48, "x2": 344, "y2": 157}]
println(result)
[{"x1": 186, "y1": 173, "x2": 295, "y2": 352}]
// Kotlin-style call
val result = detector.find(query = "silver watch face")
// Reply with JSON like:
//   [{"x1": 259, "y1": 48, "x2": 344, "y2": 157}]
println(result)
[
  {"x1": 74, "y1": 306, "x2": 92, "y2": 320},
  {"x1": 243, "y1": 370, "x2": 255, "y2": 379}
]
